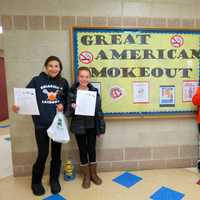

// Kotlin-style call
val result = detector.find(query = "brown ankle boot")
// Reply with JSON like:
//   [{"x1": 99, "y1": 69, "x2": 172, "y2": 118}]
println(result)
[
  {"x1": 80, "y1": 164, "x2": 90, "y2": 189},
  {"x1": 89, "y1": 163, "x2": 102, "y2": 185}
]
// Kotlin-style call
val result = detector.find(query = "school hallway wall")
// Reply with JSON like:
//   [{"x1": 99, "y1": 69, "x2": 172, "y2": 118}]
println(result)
[{"x1": 0, "y1": 0, "x2": 200, "y2": 176}]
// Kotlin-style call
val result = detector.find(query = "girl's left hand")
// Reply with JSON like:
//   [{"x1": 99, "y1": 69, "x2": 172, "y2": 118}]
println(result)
[{"x1": 56, "y1": 104, "x2": 64, "y2": 112}]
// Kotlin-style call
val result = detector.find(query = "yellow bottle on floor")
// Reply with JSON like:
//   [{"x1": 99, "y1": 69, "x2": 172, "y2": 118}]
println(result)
[{"x1": 64, "y1": 160, "x2": 76, "y2": 181}]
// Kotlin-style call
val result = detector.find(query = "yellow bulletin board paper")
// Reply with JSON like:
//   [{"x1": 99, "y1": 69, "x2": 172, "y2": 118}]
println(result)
[{"x1": 71, "y1": 27, "x2": 200, "y2": 118}]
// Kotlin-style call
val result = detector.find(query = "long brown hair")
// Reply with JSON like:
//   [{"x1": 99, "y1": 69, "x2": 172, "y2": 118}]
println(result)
[
  {"x1": 44, "y1": 56, "x2": 65, "y2": 97},
  {"x1": 44, "y1": 56, "x2": 63, "y2": 79}
]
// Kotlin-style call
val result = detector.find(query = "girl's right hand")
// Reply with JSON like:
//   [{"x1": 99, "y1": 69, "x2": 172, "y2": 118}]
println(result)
[
  {"x1": 12, "y1": 105, "x2": 20, "y2": 113},
  {"x1": 71, "y1": 103, "x2": 77, "y2": 109}
]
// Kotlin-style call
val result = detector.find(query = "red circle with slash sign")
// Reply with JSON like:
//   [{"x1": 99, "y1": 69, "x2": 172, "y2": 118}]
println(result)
[
  {"x1": 170, "y1": 35, "x2": 184, "y2": 48},
  {"x1": 79, "y1": 51, "x2": 93, "y2": 64}
]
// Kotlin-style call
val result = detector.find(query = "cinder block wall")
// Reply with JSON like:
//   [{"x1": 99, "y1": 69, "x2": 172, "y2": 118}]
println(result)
[{"x1": 1, "y1": 0, "x2": 199, "y2": 176}]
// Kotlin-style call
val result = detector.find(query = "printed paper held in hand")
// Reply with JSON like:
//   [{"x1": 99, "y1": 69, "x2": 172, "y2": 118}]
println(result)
[
  {"x1": 75, "y1": 90, "x2": 97, "y2": 116},
  {"x1": 14, "y1": 88, "x2": 40, "y2": 115}
]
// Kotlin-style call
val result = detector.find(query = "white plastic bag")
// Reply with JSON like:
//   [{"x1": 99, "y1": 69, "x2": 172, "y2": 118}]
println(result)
[{"x1": 47, "y1": 112, "x2": 70, "y2": 143}]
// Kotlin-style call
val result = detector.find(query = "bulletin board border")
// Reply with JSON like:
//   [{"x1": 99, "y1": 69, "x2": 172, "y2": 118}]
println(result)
[{"x1": 70, "y1": 26, "x2": 200, "y2": 119}]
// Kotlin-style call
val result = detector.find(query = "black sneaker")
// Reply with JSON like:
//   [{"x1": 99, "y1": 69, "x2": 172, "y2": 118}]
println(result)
[
  {"x1": 50, "y1": 180, "x2": 61, "y2": 194},
  {"x1": 31, "y1": 183, "x2": 45, "y2": 196}
]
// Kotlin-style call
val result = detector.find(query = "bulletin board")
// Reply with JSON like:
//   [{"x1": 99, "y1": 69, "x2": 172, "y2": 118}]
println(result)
[{"x1": 71, "y1": 27, "x2": 200, "y2": 118}]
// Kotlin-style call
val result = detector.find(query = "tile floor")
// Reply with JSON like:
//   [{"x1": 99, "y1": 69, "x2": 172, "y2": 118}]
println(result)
[{"x1": 0, "y1": 168, "x2": 200, "y2": 200}]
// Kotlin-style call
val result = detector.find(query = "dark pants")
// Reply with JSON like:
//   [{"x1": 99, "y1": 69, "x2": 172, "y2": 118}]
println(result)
[
  {"x1": 32, "y1": 128, "x2": 62, "y2": 184},
  {"x1": 75, "y1": 128, "x2": 96, "y2": 165}
]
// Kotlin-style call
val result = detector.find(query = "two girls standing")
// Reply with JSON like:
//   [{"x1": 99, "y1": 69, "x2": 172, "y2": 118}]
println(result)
[{"x1": 13, "y1": 57, "x2": 105, "y2": 196}]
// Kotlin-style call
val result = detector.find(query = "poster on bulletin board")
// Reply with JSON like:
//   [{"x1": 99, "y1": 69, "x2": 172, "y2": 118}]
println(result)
[{"x1": 71, "y1": 27, "x2": 200, "y2": 118}]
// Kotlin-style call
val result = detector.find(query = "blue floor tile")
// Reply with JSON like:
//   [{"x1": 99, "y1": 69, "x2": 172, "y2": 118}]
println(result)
[
  {"x1": 112, "y1": 171, "x2": 142, "y2": 188},
  {"x1": 43, "y1": 194, "x2": 66, "y2": 200},
  {"x1": 150, "y1": 186, "x2": 185, "y2": 200}
]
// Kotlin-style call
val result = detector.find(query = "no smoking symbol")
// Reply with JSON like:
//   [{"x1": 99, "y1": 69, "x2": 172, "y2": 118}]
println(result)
[
  {"x1": 170, "y1": 35, "x2": 184, "y2": 48},
  {"x1": 79, "y1": 51, "x2": 93, "y2": 64}
]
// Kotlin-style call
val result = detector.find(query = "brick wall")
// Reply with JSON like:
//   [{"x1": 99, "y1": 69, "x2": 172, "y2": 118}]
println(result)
[{"x1": 1, "y1": 0, "x2": 200, "y2": 176}]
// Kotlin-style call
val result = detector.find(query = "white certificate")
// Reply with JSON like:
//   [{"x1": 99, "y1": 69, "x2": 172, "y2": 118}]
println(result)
[
  {"x1": 14, "y1": 88, "x2": 40, "y2": 115},
  {"x1": 75, "y1": 90, "x2": 97, "y2": 116}
]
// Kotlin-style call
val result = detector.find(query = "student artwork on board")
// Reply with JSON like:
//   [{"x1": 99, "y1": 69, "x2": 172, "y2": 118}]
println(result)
[
  {"x1": 160, "y1": 86, "x2": 175, "y2": 107},
  {"x1": 182, "y1": 80, "x2": 198, "y2": 102},
  {"x1": 132, "y1": 82, "x2": 149, "y2": 103}
]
